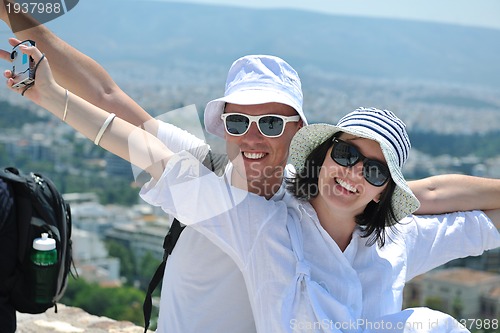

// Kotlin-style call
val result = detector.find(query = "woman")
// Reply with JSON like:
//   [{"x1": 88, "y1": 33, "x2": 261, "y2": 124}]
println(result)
[
  {"x1": 5, "y1": 45, "x2": 499, "y2": 332},
  {"x1": 283, "y1": 110, "x2": 500, "y2": 327}
]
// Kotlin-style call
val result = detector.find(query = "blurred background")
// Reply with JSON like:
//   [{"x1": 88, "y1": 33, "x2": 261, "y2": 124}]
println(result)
[{"x1": 1, "y1": 0, "x2": 499, "y2": 330}]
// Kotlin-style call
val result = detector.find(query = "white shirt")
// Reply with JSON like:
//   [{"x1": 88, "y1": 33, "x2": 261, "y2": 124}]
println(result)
[
  {"x1": 141, "y1": 150, "x2": 500, "y2": 333},
  {"x1": 154, "y1": 121, "x2": 258, "y2": 333}
]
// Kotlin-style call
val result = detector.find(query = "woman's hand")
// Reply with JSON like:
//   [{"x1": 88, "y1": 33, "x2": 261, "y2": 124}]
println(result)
[{"x1": 4, "y1": 41, "x2": 57, "y2": 105}]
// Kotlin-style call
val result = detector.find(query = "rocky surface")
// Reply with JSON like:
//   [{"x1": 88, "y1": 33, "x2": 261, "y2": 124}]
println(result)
[{"x1": 16, "y1": 304, "x2": 152, "y2": 333}]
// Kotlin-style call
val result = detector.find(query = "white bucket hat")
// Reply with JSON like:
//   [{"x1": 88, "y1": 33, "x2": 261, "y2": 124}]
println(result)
[
  {"x1": 289, "y1": 107, "x2": 420, "y2": 222},
  {"x1": 204, "y1": 55, "x2": 307, "y2": 138}
]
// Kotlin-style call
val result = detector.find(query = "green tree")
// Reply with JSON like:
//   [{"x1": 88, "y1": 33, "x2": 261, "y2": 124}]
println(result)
[
  {"x1": 424, "y1": 296, "x2": 446, "y2": 312},
  {"x1": 61, "y1": 278, "x2": 146, "y2": 327},
  {"x1": 60, "y1": 278, "x2": 92, "y2": 303},
  {"x1": 0, "y1": 101, "x2": 46, "y2": 127},
  {"x1": 105, "y1": 240, "x2": 136, "y2": 284},
  {"x1": 137, "y1": 251, "x2": 162, "y2": 291},
  {"x1": 451, "y1": 295, "x2": 464, "y2": 319}
]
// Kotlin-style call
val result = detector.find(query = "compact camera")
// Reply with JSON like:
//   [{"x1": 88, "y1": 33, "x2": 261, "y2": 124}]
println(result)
[{"x1": 10, "y1": 40, "x2": 36, "y2": 89}]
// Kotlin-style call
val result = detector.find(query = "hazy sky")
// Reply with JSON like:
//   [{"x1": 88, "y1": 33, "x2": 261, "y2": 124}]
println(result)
[{"x1": 149, "y1": 0, "x2": 500, "y2": 30}]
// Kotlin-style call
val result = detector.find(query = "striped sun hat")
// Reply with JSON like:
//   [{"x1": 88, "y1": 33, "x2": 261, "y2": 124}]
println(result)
[{"x1": 289, "y1": 107, "x2": 420, "y2": 222}]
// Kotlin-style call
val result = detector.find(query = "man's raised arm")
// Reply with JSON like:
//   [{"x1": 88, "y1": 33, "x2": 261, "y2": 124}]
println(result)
[
  {"x1": 0, "y1": 0, "x2": 154, "y2": 130},
  {"x1": 409, "y1": 174, "x2": 500, "y2": 215}
]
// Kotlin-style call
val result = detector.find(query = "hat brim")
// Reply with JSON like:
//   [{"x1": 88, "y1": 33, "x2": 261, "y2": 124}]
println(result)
[
  {"x1": 289, "y1": 123, "x2": 420, "y2": 222},
  {"x1": 204, "y1": 89, "x2": 305, "y2": 138}
]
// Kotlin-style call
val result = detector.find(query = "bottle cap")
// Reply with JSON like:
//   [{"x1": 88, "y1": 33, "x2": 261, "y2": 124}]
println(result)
[{"x1": 33, "y1": 233, "x2": 56, "y2": 251}]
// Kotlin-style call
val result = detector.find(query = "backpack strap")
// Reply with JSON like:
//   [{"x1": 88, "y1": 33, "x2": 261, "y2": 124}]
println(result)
[
  {"x1": 0, "y1": 167, "x2": 26, "y2": 184},
  {"x1": 142, "y1": 218, "x2": 185, "y2": 332},
  {"x1": 0, "y1": 178, "x2": 14, "y2": 230}
]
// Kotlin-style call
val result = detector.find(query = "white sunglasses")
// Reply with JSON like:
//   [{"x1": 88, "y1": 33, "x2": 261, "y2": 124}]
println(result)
[{"x1": 220, "y1": 113, "x2": 300, "y2": 138}]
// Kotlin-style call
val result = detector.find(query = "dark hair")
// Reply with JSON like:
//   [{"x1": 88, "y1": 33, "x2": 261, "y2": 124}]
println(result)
[{"x1": 286, "y1": 133, "x2": 398, "y2": 247}]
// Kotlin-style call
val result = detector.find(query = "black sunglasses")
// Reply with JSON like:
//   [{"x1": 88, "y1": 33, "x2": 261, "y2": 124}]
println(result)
[
  {"x1": 220, "y1": 113, "x2": 300, "y2": 138},
  {"x1": 330, "y1": 138, "x2": 390, "y2": 187}
]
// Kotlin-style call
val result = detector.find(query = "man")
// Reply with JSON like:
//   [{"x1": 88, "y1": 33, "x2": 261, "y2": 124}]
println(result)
[
  {"x1": 152, "y1": 54, "x2": 306, "y2": 332},
  {"x1": 2, "y1": 5, "x2": 500, "y2": 332}
]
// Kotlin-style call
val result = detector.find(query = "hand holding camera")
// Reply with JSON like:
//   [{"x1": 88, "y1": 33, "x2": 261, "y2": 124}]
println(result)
[
  {"x1": 4, "y1": 39, "x2": 57, "y2": 104},
  {"x1": 10, "y1": 39, "x2": 35, "y2": 89}
]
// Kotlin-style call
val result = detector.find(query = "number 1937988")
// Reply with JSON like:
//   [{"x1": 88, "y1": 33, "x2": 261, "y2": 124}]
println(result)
[{"x1": 5, "y1": 1, "x2": 62, "y2": 14}]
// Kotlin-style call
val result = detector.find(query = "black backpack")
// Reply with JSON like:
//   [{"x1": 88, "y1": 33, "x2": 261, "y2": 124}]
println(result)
[{"x1": 0, "y1": 167, "x2": 73, "y2": 314}]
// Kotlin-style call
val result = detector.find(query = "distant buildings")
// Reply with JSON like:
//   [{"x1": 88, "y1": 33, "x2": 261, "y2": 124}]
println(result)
[
  {"x1": 105, "y1": 217, "x2": 171, "y2": 262},
  {"x1": 403, "y1": 247, "x2": 500, "y2": 320},
  {"x1": 404, "y1": 268, "x2": 500, "y2": 320},
  {"x1": 65, "y1": 192, "x2": 133, "y2": 235},
  {"x1": 63, "y1": 192, "x2": 171, "y2": 286},
  {"x1": 72, "y1": 228, "x2": 121, "y2": 286}
]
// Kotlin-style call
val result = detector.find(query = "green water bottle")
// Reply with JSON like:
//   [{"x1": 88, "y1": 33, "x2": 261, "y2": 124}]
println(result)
[{"x1": 31, "y1": 233, "x2": 58, "y2": 303}]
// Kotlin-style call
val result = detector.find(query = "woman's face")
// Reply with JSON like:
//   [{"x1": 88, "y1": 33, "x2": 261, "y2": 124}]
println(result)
[{"x1": 314, "y1": 133, "x2": 389, "y2": 216}]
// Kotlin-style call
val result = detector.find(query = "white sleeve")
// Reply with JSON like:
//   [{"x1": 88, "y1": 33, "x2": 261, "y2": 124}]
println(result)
[
  {"x1": 156, "y1": 120, "x2": 210, "y2": 162},
  {"x1": 402, "y1": 210, "x2": 500, "y2": 280},
  {"x1": 139, "y1": 151, "x2": 287, "y2": 269}
]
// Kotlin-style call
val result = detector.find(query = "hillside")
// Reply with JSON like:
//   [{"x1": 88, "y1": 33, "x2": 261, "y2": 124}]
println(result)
[
  {"x1": 1, "y1": 0, "x2": 499, "y2": 136},
  {"x1": 41, "y1": 0, "x2": 500, "y2": 89}
]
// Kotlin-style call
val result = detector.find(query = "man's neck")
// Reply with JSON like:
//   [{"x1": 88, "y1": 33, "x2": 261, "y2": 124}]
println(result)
[
  {"x1": 247, "y1": 177, "x2": 283, "y2": 200},
  {"x1": 231, "y1": 170, "x2": 283, "y2": 200}
]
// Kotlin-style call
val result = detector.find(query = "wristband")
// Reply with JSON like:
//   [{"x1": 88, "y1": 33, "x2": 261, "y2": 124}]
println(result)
[
  {"x1": 94, "y1": 113, "x2": 116, "y2": 146},
  {"x1": 62, "y1": 89, "x2": 69, "y2": 121}
]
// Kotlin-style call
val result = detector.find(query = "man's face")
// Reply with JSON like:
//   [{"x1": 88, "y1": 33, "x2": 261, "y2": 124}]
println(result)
[{"x1": 223, "y1": 102, "x2": 303, "y2": 197}]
